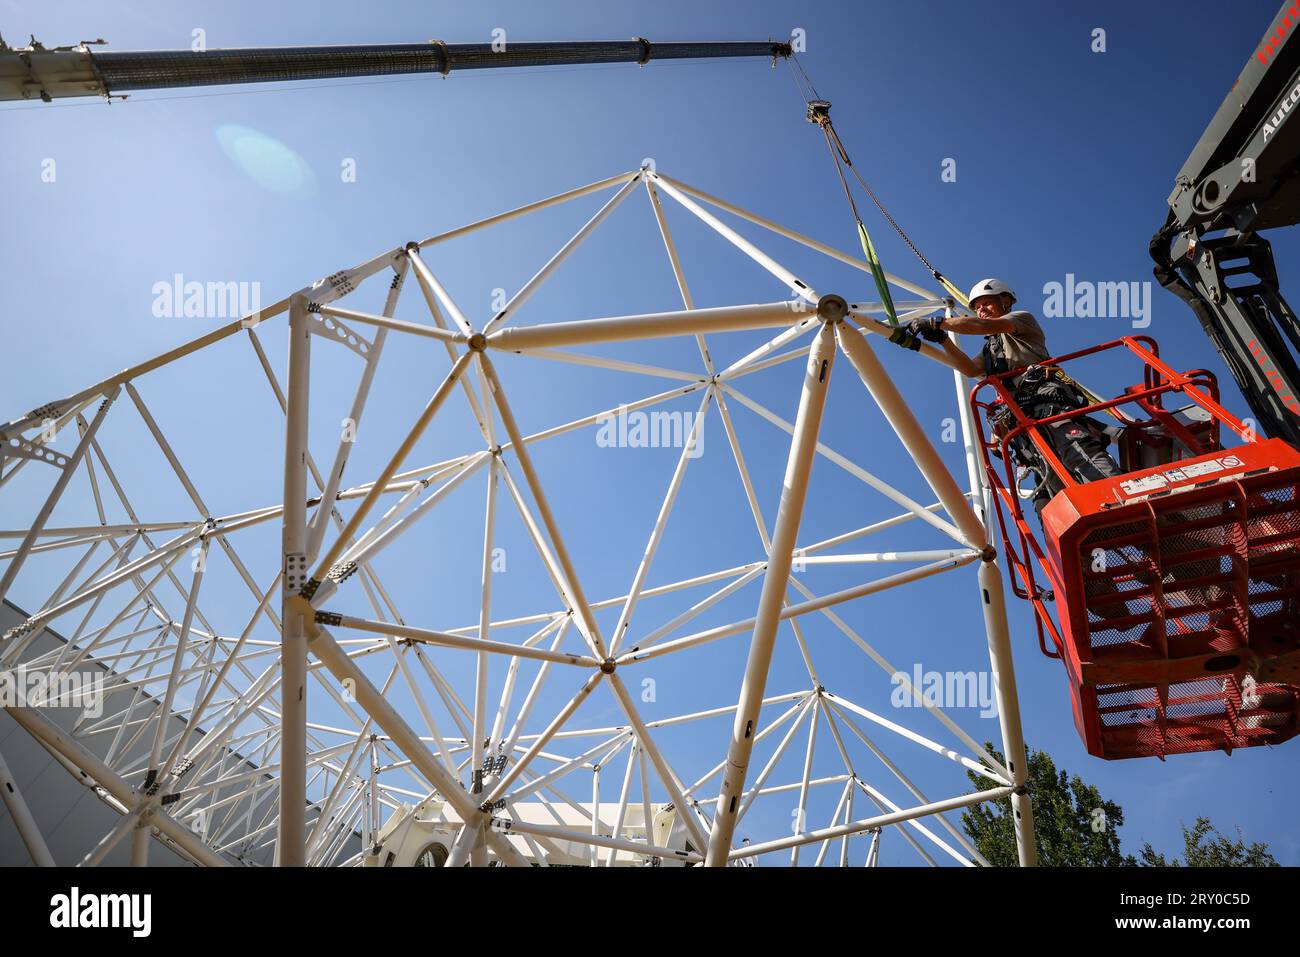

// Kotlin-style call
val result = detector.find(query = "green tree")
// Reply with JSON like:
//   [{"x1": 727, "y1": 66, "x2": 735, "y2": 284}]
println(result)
[
  {"x1": 1138, "y1": 817, "x2": 1278, "y2": 867},
  {"x1": 963, "y1": 743, "x2": 1277, "y2": 867},
  {"x1": 963, "y1": 744, "x2": 1131, "y2": 866}
]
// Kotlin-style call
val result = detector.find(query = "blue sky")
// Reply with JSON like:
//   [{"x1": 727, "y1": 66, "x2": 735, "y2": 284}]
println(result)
[{"x1": 2, "y1": 0, "x2": 1296, "y2": 865}]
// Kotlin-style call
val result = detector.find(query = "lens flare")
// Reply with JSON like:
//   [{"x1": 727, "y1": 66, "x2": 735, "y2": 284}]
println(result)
[{"x1": 216, "y1": 124, "x2": 316, "y2": 197}]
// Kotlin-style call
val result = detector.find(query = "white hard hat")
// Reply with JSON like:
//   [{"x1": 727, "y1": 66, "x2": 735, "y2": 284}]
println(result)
[{"x1": 967, "y1": 278, "x2": 1016, "y2": 306}]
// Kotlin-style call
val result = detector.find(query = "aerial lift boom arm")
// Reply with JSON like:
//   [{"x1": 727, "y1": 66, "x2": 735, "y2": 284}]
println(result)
[{"x1": 1152, "y1": 1, "x2": 1300, "y2": 447}]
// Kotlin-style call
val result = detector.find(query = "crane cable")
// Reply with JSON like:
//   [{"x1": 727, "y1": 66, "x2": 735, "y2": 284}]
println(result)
[
  {"x1": 788, "y1": 58, "x2": 1126, "y2": 420},
  {"x1": 789, "y1": 55, "x2": 971, "y2": 316}
]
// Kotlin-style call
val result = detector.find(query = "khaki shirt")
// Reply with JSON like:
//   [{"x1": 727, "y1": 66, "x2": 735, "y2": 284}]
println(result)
[{"x1": 984, "y1": 310, "x2": 1050, "y2": 374}]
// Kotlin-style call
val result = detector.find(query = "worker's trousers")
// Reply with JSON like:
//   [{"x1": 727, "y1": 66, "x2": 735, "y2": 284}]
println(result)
[{"x1": 1012, "y1": 405, "x2": 1121, "y2": 520}]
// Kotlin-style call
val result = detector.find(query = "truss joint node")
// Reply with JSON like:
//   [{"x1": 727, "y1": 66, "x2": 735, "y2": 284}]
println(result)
[
  {"x1": 2, "y1": 617, "x2": 40, "y2": 643},
  {"x1": 600, "y1": 658, "x2": 617, "y2": 675},
  {"x1": 980, "y1": 544, "x2": 998, "y2": 563},
  {"x1": 816, "y1": 293, "x2": 848, "y2": 323}
]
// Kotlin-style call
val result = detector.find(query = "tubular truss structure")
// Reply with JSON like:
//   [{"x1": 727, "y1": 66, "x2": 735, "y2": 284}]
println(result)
[{"x1": 0, "y1": 167, "x2": 1037, "y2": 867}]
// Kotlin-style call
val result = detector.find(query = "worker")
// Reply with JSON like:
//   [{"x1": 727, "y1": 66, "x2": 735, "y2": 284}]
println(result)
[{"x1": 904, "y1": 278, "x2": 1122, "y2": 518}]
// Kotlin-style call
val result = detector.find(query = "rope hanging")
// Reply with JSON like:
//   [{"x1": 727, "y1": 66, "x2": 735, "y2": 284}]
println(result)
[{"x1": 789, "y1": 55, "x2": 971, "y2": 313}]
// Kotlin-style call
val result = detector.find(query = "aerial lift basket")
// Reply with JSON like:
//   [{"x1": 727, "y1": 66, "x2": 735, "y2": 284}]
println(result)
[{"x1": 973, "y1": 336, "x2": 1300, "y2": 759}]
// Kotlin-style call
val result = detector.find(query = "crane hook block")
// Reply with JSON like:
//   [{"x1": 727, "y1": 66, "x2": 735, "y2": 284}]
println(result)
[{"x1": 805, "y1": 99, "x2": 832, "y2": 127}]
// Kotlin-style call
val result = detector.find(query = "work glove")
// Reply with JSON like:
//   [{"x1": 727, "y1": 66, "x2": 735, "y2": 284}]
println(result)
[
  {"x1": 909, "y1": 316, "x2": 946, "y2": 343},
  {"x1": 888, "y1": 326, "x2": 922, "y2": 351}
]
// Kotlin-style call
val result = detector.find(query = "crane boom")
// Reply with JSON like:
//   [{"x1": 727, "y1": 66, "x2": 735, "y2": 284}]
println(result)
[
  {"x1": 0, "y1": 36, "x2": 791, "y2": 102},
  {"x1": 1152, "y1": 1, "x2": 1300, "y2": 447}
]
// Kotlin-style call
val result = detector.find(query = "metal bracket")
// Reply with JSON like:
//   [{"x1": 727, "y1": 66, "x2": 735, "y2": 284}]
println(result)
[
  {"x1": 327, "y1": 560, "x2": 358, "y2": 584},
  {"x1": 25, "y1": 401, "x2": 68, "y2": 422},
  {"x1": 430, "y1": 39, "x2": 451, "y2": 75},
  {"x1": 306, "y1": 268, "x2": 360, "y2": 307},
  {"x1": 307, "y1": 311, "x2": 372, "y2": 359},
  {"x1": 0, "y1": 433, "x2": 71, "y2": 471},
  {"x1": 284, "y1": 552, "x2": 309, "y2": 593}
]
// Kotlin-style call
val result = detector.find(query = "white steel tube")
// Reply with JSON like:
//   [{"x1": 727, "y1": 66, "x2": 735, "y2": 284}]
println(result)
[
  {"x1": 603, "y1": 742, "x2": 638, "y2": 866},
  {"x1": 649, "y1": 173, "x2": 818, "y2": 304},
  {"x1": 606, "y1": 672, "x2": 709, "y2": 852},
  {"x1": 947, "y1": 304, "x2": 1038, "y2": 867},
  {"x1": 131, "y1": 818, "x2": 150, "y2": 867},
  {"x1": 790, "y1": 701, "x2": 820, "y2": 866},
  {"x1": 79, "y1": 803, "x2": 146, "y2": 867},
  {"x1": 418, "y1": 171, "x2": 638, "y2": 249},
  {"x1": 0, "y1": 745, "x2": 55, "y2": 866},
  {"x1": 279, "y1": 297, "x2": 312, "y2": 867},
  {"x1": 472, "y1": 457, "x2": 499, "y2": 799},
  {"x1": 847, "y1": 313, "x2": 964, "y2": 373},
  {"x1": 483, "y1": 174, "x2": 644, "y2": 334},
  {"x1": 6, "y1": 706, "x2": 227, "y2": 867},
  {"x1": 322, "y1": 613, "x2": 595, "y2": 665},
  {"x1": 730, "y1": 696, "x2": 813, "y2": 819},
  {"x1": 492, "y1": 816, "x2": 699, "y2": 865},
  {"x1": 0, "y1": 385, "x2": 119, "y2": 603},
  {"x1": 608, "y1": 389, "x2": 712, "y2": 656},
  {"x1": 302, "y1": 624, "x2": 528, "y2": 866},
  {"x1": 487, "y1": 300, "x2": 813, "y2": 352},
  {"x1": 730, "y1": 786, "x2": 1015, "y2": 861},
  {"x1": 977, "y1": 557, "x2": 1038, "y2": 867},
  {"x1": 705, "y1": 321, "x2": 835, "y2": 866},
  {"x1": 307, "y1": 350, "x2": 473, "y2": 588},
  {"x1": 652, "y1": 172, "x2": 938, "y2": 300},
  {"x1": 307, "y1": 262, "x2": 409, "y2": 561},
  {"x1": 316, "y1": 302, "x2": 465, "y2": 345},
  {"x1": 479, "y1": 354, "x2": 607, "y2": 657},
  {"x1": 406, "y1": 247, "x2": 475, "y2": 337},
  {"x1": 835, "y1": 323, "x2": 986, "y2": 548},
  {"x1": 719, "y1": 382, "x2": 968, "y2": 543},
  {"x1": 623, "y1": 554, "x2": 973, "y2": 663}
]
